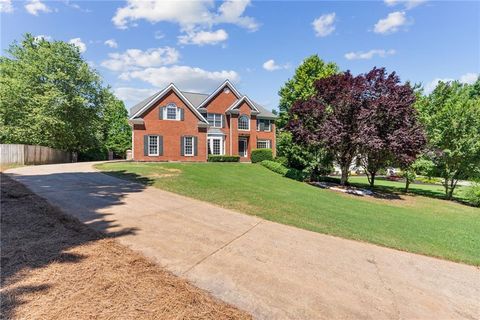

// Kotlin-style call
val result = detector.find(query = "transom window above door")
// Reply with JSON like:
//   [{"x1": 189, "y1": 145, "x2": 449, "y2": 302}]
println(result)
[
  {"x1": 207, "y1": 113, "x2": 222, "y2": 128},
  {"x1": 238, "y1": 115, "x2": 250, "y2": 130}
]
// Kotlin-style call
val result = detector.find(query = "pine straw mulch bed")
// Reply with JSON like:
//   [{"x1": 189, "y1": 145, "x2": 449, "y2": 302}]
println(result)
[{"x1": 0, "y1": 174, "x2": 251, "y2": 320}]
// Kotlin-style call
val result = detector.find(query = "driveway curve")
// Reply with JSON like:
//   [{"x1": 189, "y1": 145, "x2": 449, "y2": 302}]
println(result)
[{"x1": 6, "y1": 161, "x2": 480, "y2": 319}]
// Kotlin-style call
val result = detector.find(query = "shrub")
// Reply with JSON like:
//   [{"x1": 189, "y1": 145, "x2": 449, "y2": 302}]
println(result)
[
  {"x1": 251, "y1": 149, "x2": 273, "y2": 163},
  {"x1": 464, "y1": 183, "x2": 480, "y2": 207},
  {"x1": 274, "y1": 156, "x2": 288, "y2": 166},
  {"x1": 208, "y1": 155, "x2": 240, "y2": 162},
  {"x1": 416, "y1": 176, "x2": 442, "y2": 184},
  {"x1": 260, "y1": 160, "x2": 306, "y2": 181}
]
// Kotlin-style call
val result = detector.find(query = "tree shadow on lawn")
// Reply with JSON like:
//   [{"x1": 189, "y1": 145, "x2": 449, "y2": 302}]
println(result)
[
  {"x1": 0, "y1": 171, "x2": 154, "y2": 319},
  {"x1": 320, "y1": 176, "x2": 472, "y2": 205}
]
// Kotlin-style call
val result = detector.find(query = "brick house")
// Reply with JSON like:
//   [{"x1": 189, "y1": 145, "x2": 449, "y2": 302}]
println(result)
[{"x1": 129, "y1": 80, "x2": 277, "y2": 162}]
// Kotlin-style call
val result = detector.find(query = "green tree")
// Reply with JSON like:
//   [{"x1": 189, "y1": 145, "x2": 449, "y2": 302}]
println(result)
[
  {"x1": 278, "y1": 54, "x2": 338, "y2": 128},
  {"x1": 101, "y1": 89, "x2": 131, "y2": 157},
  {"x1": 276, "y1": 55, "x2": 338, "y2": 177},
  {"x1": 416, "y1": 79, "x2": 480, "y2": 199},
  {"x1": 0, "y1": 34, "x2": 130, "y2": 159}
]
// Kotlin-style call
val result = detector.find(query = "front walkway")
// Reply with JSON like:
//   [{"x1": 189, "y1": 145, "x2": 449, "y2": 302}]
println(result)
[{"x1": 6, "y1": 162, "x2": 479, "y2": 319}]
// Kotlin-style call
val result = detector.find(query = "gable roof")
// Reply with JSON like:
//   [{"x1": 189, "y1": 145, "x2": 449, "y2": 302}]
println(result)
[
  {"x1": 129, "y1": 84, "x2": 208, "y2": 124},
  {"x1": 129, "y1": 81, "x2": 277, "y2": 121},
  {"x1": 196, "y1": 80, "x2": 242, "y2": 109},
  {"x1": 226, "y1": 95, "x2": 260, "y2": 113}
]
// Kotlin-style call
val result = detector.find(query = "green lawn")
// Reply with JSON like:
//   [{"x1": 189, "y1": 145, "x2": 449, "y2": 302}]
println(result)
[{"x1": 96, "y1": 162, "x2": 480, "y2": 266}]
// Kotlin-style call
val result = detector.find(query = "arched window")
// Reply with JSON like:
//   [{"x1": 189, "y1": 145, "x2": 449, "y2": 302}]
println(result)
[
  {"x1": 238, "y1": 115, "x2": 250, "y2": 130},
  {"x1": 166, "y1": 103, "x2": 177, "y2": 120}
]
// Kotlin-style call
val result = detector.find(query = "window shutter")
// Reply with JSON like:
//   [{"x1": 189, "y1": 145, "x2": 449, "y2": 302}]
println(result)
[
  {"x1": 222, "y1": 114, "x2": 226, "y2": 128},
  {"x1": 269, "y1": 139, "x2": 272, "y2": 149},
  {"x1": 194, "y1": 136, "x2": 198, "y2": 156},
  {"x1": 158, "y1": 136, "x2": 163, "y2": 156},
  {"x1": 159, "y1": 107, "x2": 164, "y2": 120},
  {"x1": 180, "y1": 108, "x2": 185, "y2": 121},
  {"x1": 144, "y1": 135, "x2": 149, "y2": 156},
  {"x1": 180, "y1": 136, "x2": 185, "y2": 156}
]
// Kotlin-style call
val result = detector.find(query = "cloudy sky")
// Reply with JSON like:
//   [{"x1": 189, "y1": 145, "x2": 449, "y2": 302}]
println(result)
[{"x1": 1, "y1": 0, "x2": 479, "y2": 111}]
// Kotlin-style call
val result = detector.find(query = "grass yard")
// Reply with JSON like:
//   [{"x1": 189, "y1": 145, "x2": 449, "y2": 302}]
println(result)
[
  {"x1": 96, "y1": 162, "x2": 480, "y2": 266},
  {"x1": 1, "y1": 174, "x2": 250, "y2": 320}
]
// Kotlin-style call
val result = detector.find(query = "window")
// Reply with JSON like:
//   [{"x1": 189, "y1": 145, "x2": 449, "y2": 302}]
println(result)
[
  {"x1": 184, "y1": 136, "x2": 194, "y2": 156},
  {"x1": 257, "y1": 139, "x2": 270, "y2": 149},
  {"x1": 148, "y1": 135, "x2": 159, "y2": 156},
  {"x1": 257, "y1": 119, "x2": 271, "y2": 131},
  {"x1": 166, "y1": 104, "x2": 177, "y2": 120},
  {"x1": 208, "y1": 137, "x2": 224, "y2": 155},
  {"x1": 238, "y1": 115, "x2": 250, "y2": 130},
  {"x1": 207, "y1": 113, "x2": 222, "y2": 128}
]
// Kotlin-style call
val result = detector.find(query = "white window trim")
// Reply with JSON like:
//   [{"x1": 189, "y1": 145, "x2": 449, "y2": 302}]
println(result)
[
  {"x1": 165, "y1": 103, "x2": 181, "y2": 121},
  {"x1": 207, "y1": 113, "x2": 222, "y2": 128},
  {"x1": 238, "y1": 115, "x2": 250, "y2": 131},
  {"x1": 184, "y1": 136, "x2": 194, "y2": 157},
  {"x1": 208, "y1": 137, "x2": 224, "y2": 155},
  {"x1": 257, "y1": 139, "x2": 271, "y2": 149},
  {"x1": 148, "y1": 135, "x2": 159, "y2": 156}
]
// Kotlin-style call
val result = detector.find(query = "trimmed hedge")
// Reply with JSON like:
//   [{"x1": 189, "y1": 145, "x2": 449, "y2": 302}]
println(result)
[
  {"x1": 208, "y1": 155, "x2": 240, "y2": 162},
  {"x1": 260, "y1": 160, "x2": 306, "y2": 181},
  {"x1": 251, "y1": 149, "x2": 273, "y2": 163}
]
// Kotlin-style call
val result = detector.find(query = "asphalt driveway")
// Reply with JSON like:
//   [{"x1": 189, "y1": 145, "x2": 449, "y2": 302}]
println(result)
[{"x1": 6, "y1": 162, "x2": 480, "y2": 319}]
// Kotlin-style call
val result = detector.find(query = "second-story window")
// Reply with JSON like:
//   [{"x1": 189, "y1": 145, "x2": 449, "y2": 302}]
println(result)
[
  {"x1": 238, "y1": 115, "x2": 250, "y2": 131},
  {"x1": 166, "y1": 103, "x2": 177, "y2": 120},
  {"x1": 207, "y1": 113, "x2": 222, "y2": 128}
]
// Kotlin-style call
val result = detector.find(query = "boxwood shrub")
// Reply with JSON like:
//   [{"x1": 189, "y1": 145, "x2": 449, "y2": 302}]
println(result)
[
  {"x1": 260, "y1": 160, "x2": 306, "y2": 181},
  {"x1": 208, "y1": 155, "x2": 240, "y2": 162},
  {"x1": 251, "y1": 149, "x2": 273, "y2": 163}
]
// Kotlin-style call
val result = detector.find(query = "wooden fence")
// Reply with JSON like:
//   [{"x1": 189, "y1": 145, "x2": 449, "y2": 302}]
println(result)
[{"x1": 0, "y1": 144, "x2": 73, "y2": 165}]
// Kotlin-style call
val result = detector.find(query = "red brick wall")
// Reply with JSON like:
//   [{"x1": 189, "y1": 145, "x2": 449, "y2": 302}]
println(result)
[
  {"x1": 203, "y1": 89, "x2": 238, "y2": 155},
  {"x1": 132, "y1": 86, "x2": 276, "y2": 162},
  {"x1": 133, "y1": 91, "x2": 207, "y2": 161}
]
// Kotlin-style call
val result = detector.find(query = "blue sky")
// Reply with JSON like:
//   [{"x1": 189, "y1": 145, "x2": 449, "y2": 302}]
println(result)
[{"x1": 1, "y1": 0, "x2": 479, "y2": 111}]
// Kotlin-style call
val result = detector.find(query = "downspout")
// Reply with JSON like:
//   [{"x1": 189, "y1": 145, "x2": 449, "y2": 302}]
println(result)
[
  {"x1": 131, "y1": 123, "x2": 134, "y2": 160},
  {"x1": 229, "y1": 114, "x2": 232, "y2": 155}
]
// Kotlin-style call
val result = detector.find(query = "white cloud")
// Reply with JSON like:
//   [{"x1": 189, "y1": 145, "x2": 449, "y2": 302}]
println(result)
[
  {"x1": 154, "y1": 31, "x2": 165, "y2": 39},
  {"x1": 459, "y1": 72, "x2": 479, "y2": 84},
  {"x1": 425, "y1": 72, "x2": 479, "y2": 93},
  {"x1": 112, "y1": 0, "x2": 258, "y2": 31},
  {"x1": 69, "y1": 38, "x2": 87, "y2": 53},
  {"x1": 384, "y1": 0, "x2": 426, "y2": 10},
  {"x1": 0, "y1": 0, "x2": 13, "y2": 13},
  {"x1": 312, "y1": 13, "x2": 336, "y2": 37},
  {"x1": 25, "y1": 0, "x2": 51, "y2": 15},
  {"x1": 374, "y1": 11, "x2": 407, "y2": 34},
  {"x1": 104, "y1": 39, "x2": 118, "y2": 48},
  {"x1": 119, "y1": 66, "x2": 239, "y2": 93},
  {"x1": 344, "y1": 49, "x2": 396, "y2": 60},
  {"x1": 262, "y1": 59, "x2": 289, "y2": 71},
  {"x1": 101, "y1": 47, "x2": 179, "y2": 72},
  {"x1": 34, "y1": 34, "x2": 52, "y2": 42},
  {"x1": 178, "y1": 29, "x2": 228, "y2": 46},
  {"x1": 114, "y1": 87, "x2": 157, "y2": 106},
  {"x1": 63, "y1": 0, "x2": 90, "y2": 12}
]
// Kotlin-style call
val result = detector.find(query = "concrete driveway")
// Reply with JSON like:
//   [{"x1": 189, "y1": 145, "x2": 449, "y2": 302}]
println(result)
[{"x1": 6, "y1": 162, "x2": 480, "y2": 319}]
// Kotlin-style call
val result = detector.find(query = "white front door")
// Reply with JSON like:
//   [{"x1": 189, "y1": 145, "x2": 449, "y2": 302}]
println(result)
[{"x1": 238, "y1": 138, "x2": 247, "y2": 157}]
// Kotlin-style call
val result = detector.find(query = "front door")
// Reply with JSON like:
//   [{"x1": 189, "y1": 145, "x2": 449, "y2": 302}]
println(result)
[{"x1": 238, "y1": 138, "x2": 247, "y2": 157}]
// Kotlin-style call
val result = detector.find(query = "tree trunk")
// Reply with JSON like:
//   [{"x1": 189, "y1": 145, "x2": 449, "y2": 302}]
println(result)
[
  {"x1": 405, "y1": 179, "x2": 410, "y2": 193},
  {"x1": 340, "y1": 164, "x2": 349, "y2": 186},
  {"x1": 369, "y1": 172, "x2": 376, "y2": 187}
]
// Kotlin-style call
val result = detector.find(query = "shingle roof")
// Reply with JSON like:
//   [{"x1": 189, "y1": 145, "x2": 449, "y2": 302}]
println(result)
[{"x1": 129, "y1": 86, "x2": 277, "y2": 119}]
